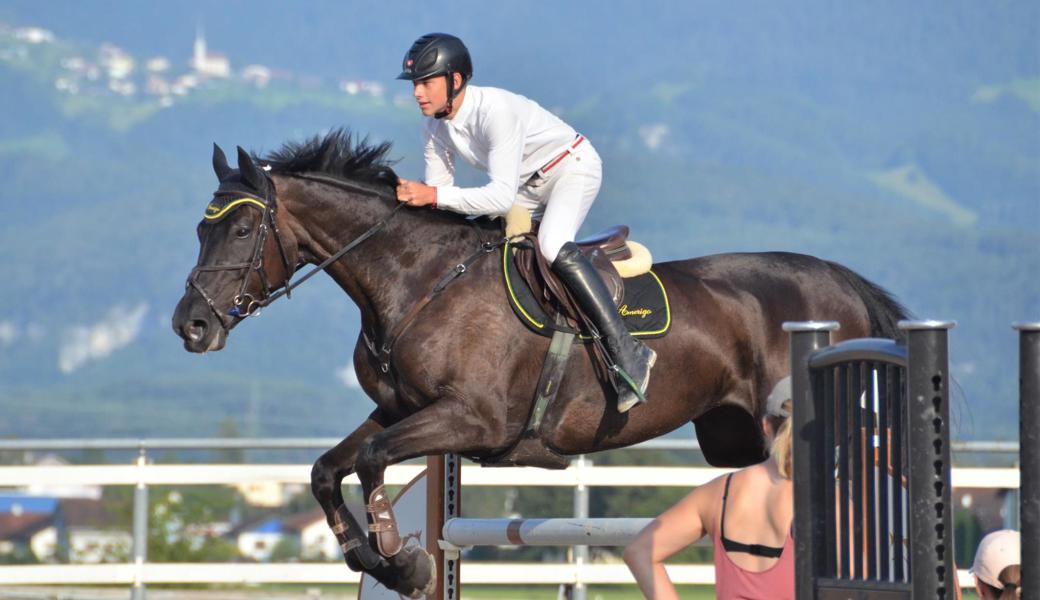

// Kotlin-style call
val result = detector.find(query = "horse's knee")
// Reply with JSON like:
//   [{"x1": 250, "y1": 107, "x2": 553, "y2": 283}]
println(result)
[
  {"x1": 354, "y1": 441, "x2": 389, "y2": 482},
  {"x1": 310, "y1": 457, "x2": 336, "y2": 500}
]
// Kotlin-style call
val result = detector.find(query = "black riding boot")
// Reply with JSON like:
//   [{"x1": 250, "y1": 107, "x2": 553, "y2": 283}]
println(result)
[{"x1": 551, "y1": 242, "x2": 656, "y2": 412}]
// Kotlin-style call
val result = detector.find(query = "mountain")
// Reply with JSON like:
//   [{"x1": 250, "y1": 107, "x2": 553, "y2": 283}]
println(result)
[{"x1": 0, "y1": 2, "x2": 1036, "y2": 442}]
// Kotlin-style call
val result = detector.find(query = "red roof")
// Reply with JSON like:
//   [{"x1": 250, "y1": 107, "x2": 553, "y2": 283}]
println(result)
[
  {"x1": 0, "y1": 513, "x2": 53, "y2": 540},
  {"x1": 281, "y1": 507, "x2": 326, "y2": 532},
  {"x1": 60, "y1": 498, "x2": 121, "y2": 529}
]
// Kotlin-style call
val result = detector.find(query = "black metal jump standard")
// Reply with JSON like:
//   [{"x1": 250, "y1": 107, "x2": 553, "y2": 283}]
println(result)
[
  {"x1": 786, "y1": 320, "x2": 958, "y2": 600},
  {"x1": 1015, "y1": 322, "x2": 1039, "y2": 600}
]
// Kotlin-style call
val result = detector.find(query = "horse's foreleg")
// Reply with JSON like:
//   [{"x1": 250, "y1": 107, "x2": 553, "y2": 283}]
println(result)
[
  {"x1": 354, "y1": 400, "x2": 485, "y2": 594},
  {"x1": 309, "y1": 416, "x2": 400, "y2": 580}
]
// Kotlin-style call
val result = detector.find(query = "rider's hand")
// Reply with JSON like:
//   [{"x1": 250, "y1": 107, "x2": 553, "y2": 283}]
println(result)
[{"x1": 396, "y1": 179, "x2": 437, "y2": 208}]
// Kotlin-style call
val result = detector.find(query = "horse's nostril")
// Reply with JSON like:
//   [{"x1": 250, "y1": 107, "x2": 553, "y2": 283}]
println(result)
[{"x1": 185, "y1": 319, "x2": 208, "y2": 342}]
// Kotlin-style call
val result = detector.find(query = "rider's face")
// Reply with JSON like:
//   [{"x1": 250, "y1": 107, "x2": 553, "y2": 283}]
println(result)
[{"x1": 413, "y1": 76, "x2": 448, "y2": 117}]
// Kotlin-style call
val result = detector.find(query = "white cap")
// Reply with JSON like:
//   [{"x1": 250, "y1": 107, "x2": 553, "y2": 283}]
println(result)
[
  {"x1": 970, "y1": 529, "x2": 1020, "y2": 589},
  {"x1": 766, "y1": 376, "x2": 791, "y2": 418}
]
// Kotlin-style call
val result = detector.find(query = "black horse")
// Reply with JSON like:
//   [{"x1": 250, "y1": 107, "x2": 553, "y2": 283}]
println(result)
[{"x1": 173, "y1": 130, "x2": 907, "y2": 597}]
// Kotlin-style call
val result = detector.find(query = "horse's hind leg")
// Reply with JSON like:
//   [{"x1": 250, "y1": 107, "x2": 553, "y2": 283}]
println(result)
[
  {"x1": 311, "y1": 416, "x2": 421, "y2": 594},
  {"x1": 355, "y1": 399, "x2": 494, "y2": 597}
]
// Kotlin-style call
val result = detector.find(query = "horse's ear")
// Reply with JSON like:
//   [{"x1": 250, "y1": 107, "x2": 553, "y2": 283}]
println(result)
[
  {"x1": 236, "y1": 145, "x2": 266, "y2": 191},
  {"x1": 212, "y1": 143, "x2": 232, "y2": 181}
]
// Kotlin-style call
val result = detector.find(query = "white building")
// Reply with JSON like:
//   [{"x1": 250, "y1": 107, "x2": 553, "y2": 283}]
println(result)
[
  {"x1": 14, "y1": 27, "x2": 54, "y2": 44},
  {"x1": 146, "y1": 56, "x2": 170, "y2": 73},
  {"x1": 61, "y1": 498, "x2": 131, "y2": 563},
  {"x1": 99, "y1": 43, "x2": 134, "y2": 79},
  {"x1": 235, "y1": 517, "x2": 284, "y2": 561},
  {"x1": 192, "y1": 28, "x2": 230, "y2": 78},
  {"x1": 242, "y1": 64, "x2": 271, "y2": 88},
  {"x1": 0, "y1": 495, "x2": 60, "y2": 561},
  {"x1": 233, "y1": 508, "x2": 338, "y2": 562},
  {"x1": 0, "y1": 513, "x2": 57, "y2": 561},
  {"x1": 286, "y1": 508, "x2": 339, "y2": 560}
]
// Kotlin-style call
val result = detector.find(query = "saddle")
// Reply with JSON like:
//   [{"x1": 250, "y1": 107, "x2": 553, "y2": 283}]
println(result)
[
  {"x1": 510, "y1": 217, "x2": 654, "y2": 332},
  {"x1": 482, "y1": 209, "x2": 668, "y2": 469}
]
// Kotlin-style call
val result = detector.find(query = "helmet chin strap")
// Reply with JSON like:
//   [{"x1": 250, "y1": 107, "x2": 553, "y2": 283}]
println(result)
[{"x1": 434, "y1": 72, "x2": 456, "y2": 120}]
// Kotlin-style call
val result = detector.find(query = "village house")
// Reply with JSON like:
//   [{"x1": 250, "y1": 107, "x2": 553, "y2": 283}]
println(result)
[
  {"x1": 232, "y1": 507, "x2": 337, "y2": 562},
  {"x1": 0, "y1": 495, "x2": 60, "y2": 562},
  {"x1": 60, "y1": 498, "x2": 130, "y2": 563},
  {"x1": 146, "y1": 56, "x2": 170, "y2": 73},
  {"x1": 242, "y1": 64, "x2": 271, "y2": 88},
  {"x1": 99, "y1": 43, "x2": 134, "y2": 80}
]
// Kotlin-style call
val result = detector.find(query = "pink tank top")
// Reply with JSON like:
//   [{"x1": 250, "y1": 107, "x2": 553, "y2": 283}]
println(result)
[{"x1": 712, "y1": 475, "x2": 795, "y2": 600}]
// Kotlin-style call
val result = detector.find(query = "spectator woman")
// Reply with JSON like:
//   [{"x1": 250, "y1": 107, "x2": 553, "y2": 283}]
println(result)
[{"x1": 624, "y1": 377, "x2": 794, "y2": 599}]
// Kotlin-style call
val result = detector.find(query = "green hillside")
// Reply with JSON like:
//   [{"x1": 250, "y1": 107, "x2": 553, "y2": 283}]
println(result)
[{"x1": 0, "y1": 6, "x2": 1036, "y2": 443}]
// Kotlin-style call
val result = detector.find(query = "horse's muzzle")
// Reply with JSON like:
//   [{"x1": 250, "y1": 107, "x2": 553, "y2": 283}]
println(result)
[{"x1": 172, "y1": 294, "x2": 230, "y2": 353}]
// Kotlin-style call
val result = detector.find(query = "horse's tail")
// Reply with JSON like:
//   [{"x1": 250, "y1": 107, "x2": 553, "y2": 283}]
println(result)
[{"x1": 825, "y1": 260, "x2": 911, "y2": 340}]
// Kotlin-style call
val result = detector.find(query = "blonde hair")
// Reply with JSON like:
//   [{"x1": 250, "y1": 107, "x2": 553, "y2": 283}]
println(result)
[
  {"x1": 769, "y1": 415, "x2": 793, "y2": 479},
  {"x1": 980, "y1": 565, "x2": 1022, "y2": 600}
]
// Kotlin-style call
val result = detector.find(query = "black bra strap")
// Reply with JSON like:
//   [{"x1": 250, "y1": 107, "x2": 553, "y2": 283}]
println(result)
[{"x1": 720, "y1": 472, "x2": 785, "y2": 559}]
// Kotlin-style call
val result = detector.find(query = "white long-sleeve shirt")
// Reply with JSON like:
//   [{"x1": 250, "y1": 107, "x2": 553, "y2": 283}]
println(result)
[{"x1": 422, "y1": 85, "x2": 579, "y2": 216}]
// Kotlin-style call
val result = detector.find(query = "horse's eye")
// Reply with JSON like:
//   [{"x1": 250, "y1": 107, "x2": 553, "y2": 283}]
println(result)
[{"x1": 235, "y1": 227, "x2": 252, "y2": 239}]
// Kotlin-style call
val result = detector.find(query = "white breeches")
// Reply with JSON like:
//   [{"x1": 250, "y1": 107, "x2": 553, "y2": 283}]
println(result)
[{"x1": 514, "y1": 141, "x2": 603, "y2": 263}]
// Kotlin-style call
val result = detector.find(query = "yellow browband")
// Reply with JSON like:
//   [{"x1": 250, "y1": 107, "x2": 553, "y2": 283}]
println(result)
[{"x1": 204, "y1": 197, "x2": 266, "y2": 220}]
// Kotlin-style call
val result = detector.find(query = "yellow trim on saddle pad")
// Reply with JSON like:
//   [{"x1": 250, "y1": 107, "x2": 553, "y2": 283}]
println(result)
[
  {"x1": 504, "y1": 241, "x2": 545, "y2": 330},
  {"x1": 204, "y1": 197, "x2": 267, "y2": 220},
  {"x1": 623, "y1": 269, "x2": 671, "y2": 338}
]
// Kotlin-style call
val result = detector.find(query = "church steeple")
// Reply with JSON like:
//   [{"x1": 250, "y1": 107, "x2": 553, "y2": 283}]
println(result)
[{"x1": 193, "y1": 26, "x2": 206, "y2": 70}]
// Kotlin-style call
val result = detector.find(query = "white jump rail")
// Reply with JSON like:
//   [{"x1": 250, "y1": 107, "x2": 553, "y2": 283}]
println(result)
[{"x1": 0, "y1": 463, "x2": 1018, "y2": 488}]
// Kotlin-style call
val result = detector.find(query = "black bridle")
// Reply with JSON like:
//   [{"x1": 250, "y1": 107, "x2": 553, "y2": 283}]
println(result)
[{"x1": 187, "y1": 173, "x2": 404, "y2": 333}]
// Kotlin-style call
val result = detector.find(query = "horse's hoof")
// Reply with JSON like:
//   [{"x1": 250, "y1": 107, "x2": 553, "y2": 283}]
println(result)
[{"x1": 390, "y1": 544, "x2": 437, "y2": 598}]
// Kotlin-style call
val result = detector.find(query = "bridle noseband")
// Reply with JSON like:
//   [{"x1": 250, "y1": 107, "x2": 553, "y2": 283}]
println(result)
[{"x1": 186, "y1": 173, "x2": 404, "y2": 333}]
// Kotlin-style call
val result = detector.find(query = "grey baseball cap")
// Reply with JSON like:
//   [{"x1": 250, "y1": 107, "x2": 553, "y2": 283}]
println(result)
[{"x1": 766, "y1": 376, "x2": 792, "y2": 418}]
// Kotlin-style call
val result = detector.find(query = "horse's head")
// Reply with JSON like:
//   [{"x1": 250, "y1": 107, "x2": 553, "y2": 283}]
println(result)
[{"x1": 172, "y1": 144, "x2": 297, "y2": 353}]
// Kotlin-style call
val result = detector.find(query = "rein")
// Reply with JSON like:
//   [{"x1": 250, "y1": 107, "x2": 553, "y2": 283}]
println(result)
[
  {"x1": 261, "y1": 203, "x2": 406, "y2": 308},
  {"x1": 366, "y1": 236, "x2": 504, "y2": 373},
  {"x1": 190, "y1": 170, "x2": 506, "y2": 376}
]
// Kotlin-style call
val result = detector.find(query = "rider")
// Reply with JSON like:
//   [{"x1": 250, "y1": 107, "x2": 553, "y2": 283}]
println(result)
[{"x1": 394, "y1": 33, "x2": 655, "y2": 412}]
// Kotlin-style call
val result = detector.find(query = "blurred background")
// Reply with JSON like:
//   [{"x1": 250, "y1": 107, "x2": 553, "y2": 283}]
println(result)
[
  {"x1": 0, "y1": 2, "x2": 1035, "y2": 596},
  {"x1": 0, "y1": 1, "x2": 1036, "y2": 452}
]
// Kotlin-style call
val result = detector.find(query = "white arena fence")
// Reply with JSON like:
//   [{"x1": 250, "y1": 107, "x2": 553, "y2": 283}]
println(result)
[{"x1": 0, "y1": 441, "x2": 1019, "y2": 591}]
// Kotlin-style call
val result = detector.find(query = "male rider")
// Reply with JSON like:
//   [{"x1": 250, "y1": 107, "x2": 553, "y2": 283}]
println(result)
[{"x1": 394, "y1": 33, "x2": 654, "y2": 412}]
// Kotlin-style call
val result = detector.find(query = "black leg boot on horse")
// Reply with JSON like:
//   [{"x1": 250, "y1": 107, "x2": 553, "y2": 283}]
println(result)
[{"x1": 552, "y1": 241, "x2": 657, "y2": 412}]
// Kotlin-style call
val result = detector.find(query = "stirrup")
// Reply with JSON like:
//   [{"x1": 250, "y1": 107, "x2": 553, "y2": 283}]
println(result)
[{"x1": 612, "y1": 365, "x2": 648, "y2": 413}]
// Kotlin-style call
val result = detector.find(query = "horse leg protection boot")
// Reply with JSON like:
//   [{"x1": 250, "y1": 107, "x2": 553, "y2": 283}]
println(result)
[{"x1": 551, "y1": 242, "x2": 656, "y2": 412}]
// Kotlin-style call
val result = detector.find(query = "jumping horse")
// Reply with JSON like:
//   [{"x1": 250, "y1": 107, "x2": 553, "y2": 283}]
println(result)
[{"x1": 172, "y1": 130, "x2": 908, "y2": 597}]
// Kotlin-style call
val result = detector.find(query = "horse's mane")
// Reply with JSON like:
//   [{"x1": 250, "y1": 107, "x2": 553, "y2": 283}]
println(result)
[{"x1": 263, "y1": 128, "x2": 398, "y2": 189}]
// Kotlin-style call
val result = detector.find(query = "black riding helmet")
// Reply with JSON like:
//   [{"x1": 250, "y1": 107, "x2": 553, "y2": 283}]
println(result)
[{"x1": 397, "y1": 33, "x2": 473, "y2": 119}]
